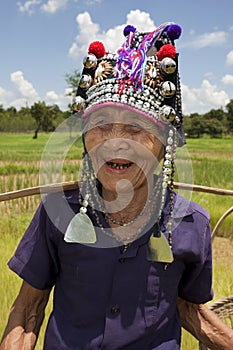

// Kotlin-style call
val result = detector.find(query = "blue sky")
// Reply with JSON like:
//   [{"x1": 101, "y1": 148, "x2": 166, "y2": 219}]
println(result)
[{"x1": 1, "y1": 0, "x2": 233, "y2": 114}]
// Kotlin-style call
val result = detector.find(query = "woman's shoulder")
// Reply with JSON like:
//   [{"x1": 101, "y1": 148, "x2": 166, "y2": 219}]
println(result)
[
  {"x1": 42, "y1": 187, "x2": 80, "y2": 206},
  {"x1": 172, "y1": 192, "x2": 210, "y2": 222}
]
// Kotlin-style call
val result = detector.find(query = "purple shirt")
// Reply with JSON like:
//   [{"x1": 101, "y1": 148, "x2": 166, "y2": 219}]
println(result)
[{"x1": 8, "y1": 189, "x2": 213, "y2": 350}]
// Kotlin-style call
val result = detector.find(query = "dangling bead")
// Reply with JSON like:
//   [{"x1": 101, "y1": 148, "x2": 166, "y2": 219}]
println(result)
[
  {"x1": 167, "y1": 136, "x2": 173, "y2": 145},
  {"x1": 168, "y1": 129, "x2": 174, "y2": 137},
  {"x1": 80, "y1": 206, "x2": 87, "y2": 214}
]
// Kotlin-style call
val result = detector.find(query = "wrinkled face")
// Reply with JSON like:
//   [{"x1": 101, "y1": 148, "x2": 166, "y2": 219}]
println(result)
[{"x1": 84, "y1": 106, "x2": 164, "y2": 194}]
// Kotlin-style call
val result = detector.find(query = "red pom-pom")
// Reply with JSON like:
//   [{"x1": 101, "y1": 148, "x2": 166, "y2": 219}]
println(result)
[
  {"x1": 157, "y1": 44, "x2": 176, "y2": 61},
  {"x1": 88, "y1": 41, "x2": 106, "y2": 59}
]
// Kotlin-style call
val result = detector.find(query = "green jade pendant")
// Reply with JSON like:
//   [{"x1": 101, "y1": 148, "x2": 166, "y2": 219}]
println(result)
[
  {"x1": 147, "y1": 223, "x2": 174, "y2": 263},
  {"x1": 64, "y1": 212, "x2": 96, "y2": 244}
]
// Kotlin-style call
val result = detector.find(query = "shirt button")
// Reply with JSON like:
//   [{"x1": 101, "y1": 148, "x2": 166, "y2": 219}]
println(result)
[
  {"x1": 118, "y1": 258, "x2": 125, "y2": 263},
  {"x1": 111, "y1": 305, "x2": 120, "y2": 315}
]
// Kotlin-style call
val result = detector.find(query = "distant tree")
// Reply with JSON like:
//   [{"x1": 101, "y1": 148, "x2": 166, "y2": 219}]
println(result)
[
  {"x1": 6, "y1": 106, "x2": 17, "y2": 115},
  {"x1": 65, "y1": 69, "x2": 81, "y2": 99},
  {"x1": 30, "y1": 101, "x2": 64, "y2": 139},
  {"x1": 65, "y1": 69, "x2": 81, "y2": 137},
  {"x1": 205, "y1": 119, "x2": 224, "y2": 137},
  {"x1": 183, "y1": 113, "x2": 206, "y2": 138},
  {"x1": 203, "y1": 108, "x2": 225, "y2": 121},
  {"x1": 225, "y1": 99, "x2": 233, "y2": 133}
]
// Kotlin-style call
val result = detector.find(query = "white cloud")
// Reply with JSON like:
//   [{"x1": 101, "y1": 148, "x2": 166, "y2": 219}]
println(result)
[
  {"x1": 226, "y1": 50, "x2": 233, "y2": 65},
  {"x1": 45, "y1": 90, "x2": 71, "y2": 109},
  {"x1": 126, "y1": 9, "x2": 155, "y2": 32},
  {"x1": 41, "y1": 0, "x2": 69, "y2": 13},
  {"x1": 68, "y1": 10, "x2": 156, "y2": 60},
  {"x1": 222, "y1": 74, "x2": 233, "y2": 85},
  {"x1": 68, "y1": 11, "x2": 101, "y2": 59},
  {"x1": 9, "y1": 98, "x2": 31, "y2": 110},
  {"x1": 11, "y1": 71, "x2": 40, "y2": 105},
  {"x1": 182, "y1": 31, "x2": 228, "y2": 49},
  {"x1": 17, "y1": 0, "x2": 41, "y2": 15},
  {"x1": 0, "y1": 87, "x2": 13, "y2": 106},
  {"x1": 17, "y1": 0, "x2": 68, "y2": 14},
  {"x1": 182, "y1": 80, "x2": 230, "y2": 114},
  {"x1": 68, "y1": 43, "x2": 80, "y2": 59},
  {"x1": 0, "y1": 71, "x2": 71, "y2": 111},
  {"x1": 85, "y1": 0, "x2": 103, "y2": 4}
]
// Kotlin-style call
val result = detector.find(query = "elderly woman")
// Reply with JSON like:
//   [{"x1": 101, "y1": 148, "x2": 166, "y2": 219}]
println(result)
[{"x1": 1, "y1": 22, "x2": 233, "y2": 350}]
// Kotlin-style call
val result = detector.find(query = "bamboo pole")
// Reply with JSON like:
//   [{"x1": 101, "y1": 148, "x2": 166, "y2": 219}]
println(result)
[{"x1": 0, "y1": 181, "x2": 233, "y2": 202}]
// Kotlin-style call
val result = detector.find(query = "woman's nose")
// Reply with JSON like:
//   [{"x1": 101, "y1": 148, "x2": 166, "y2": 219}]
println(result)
[
  {"x1": 103, "y1": 136, "x2": 130, "y2": 151},
  {"x1": 103, "y1": 124, "x2": 131, "y2": 149}
]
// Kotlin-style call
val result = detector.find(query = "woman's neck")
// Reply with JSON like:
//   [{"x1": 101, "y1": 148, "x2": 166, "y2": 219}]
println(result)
[{"x1": 102, "y1": 178, "x2": 154, "y2": 222}]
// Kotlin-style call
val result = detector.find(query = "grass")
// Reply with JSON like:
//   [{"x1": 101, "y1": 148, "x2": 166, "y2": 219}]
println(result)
[{"x1": 0, "y1": 133, "x2": 233, "y2": 349}]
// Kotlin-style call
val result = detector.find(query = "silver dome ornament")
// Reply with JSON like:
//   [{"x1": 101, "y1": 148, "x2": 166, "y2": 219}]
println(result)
[
  {"x1": 72, "y1": 96, "x2": 86, "y2": 112},
  {"x1": 83, "y1": 54, "x2": 98, "y2": 69},
  {"x1": 159, "y1": 105, "x2": 176, "y2": 122},
  {"x1": 160, "y1": 81, "x2": 176, "y2": 98},
  {"x1": 79, "y1": 74, "x2": 93, "y2": 89},
  {"x1": 160, "y1": 57, "x2": 176, "y2": 74}
]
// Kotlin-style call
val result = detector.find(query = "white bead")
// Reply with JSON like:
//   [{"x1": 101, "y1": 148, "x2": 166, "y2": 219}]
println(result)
[
  {"x1": 163, "y1": 167, "x2": 172, "y2": 175},
  {"x1": 164, "y1": 160, "x2": 171, "y2": 166},
  {"x1": 82, "y1": 200, "x2": 88, "y2": 207},
  {"x1": 80, "y1": 207, "x2": 87, "y2": 214},
  {"x1": 167, "y1": 137, "x2": 173, "y2": 145},
  {"x1": 169, "y1": 130, "x2": 174, "y2": 137},
  {"x1": 162, "y1": 181, "x2": 167, "y2": 189},
  {"x1": 165, "y1": 153, "x2": 172, "y2": 160}
]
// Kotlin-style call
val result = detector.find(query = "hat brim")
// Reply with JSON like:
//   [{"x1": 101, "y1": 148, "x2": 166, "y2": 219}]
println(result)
[{"x1": 82, "y1": 101, "x2": 166, "y2": 131}]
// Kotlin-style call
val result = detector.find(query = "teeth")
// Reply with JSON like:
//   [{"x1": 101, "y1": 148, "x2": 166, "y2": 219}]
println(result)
[{"x1": 107, "y1": 162, "x2": 132, "y2": 170}]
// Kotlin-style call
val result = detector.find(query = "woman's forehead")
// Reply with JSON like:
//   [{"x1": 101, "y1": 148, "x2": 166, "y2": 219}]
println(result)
[{"x1": 87, "y1": 106, "x2": 161, "y2": 128}]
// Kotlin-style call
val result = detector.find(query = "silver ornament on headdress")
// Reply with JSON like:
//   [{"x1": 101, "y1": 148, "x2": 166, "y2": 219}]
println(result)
[
  {"x1": 72, "y1": 95, "x2": 86, "y2": 112},
  {"x1": 79, "y1": 74, "x2": 93, "y2": 89},
  {"x1": 83, "y1": 54, "x2": 98, "y2": 69},
  {"x1": 160, "y1": 81, "x2": 176, "y2": 98},
  {"x1": 160, "y1": 57, "x2": 177, "y2": 74},
  {"x1": 159, "y1": 105, "x2": 176, "y2": 123}
]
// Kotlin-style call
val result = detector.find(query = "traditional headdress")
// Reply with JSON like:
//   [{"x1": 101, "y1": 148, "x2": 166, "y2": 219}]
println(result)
[
  {"x1": 65, "y1": 22, "x2": 184, "y2": 263},
  {"x1": 72, "y1": 21, "x2": 183, "y2": 142}
]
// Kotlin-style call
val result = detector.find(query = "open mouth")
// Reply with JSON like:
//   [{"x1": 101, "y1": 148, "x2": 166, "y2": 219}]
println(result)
[{"x1": 106, "y1": 161, "x2": 133, "y2": 170}]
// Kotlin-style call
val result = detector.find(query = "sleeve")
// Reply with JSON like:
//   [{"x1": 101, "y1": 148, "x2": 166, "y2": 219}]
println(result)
[
  {"x1": 8, "y1": 199, "x2": 60, "y2": 290},
  {"x1": 178, "y1": 213, "x2": 213, "y2": 304}
]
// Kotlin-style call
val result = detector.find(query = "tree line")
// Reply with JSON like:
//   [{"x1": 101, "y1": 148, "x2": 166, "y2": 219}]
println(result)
[
  {"x1": 183, "y1": 100, "x2": 233, "y2": 138},
  {"x1": 0, "y1": 69, "x2": 232, "y2": 138},
  {"x1": 0, "y1": 99, "x2": 232, "y2": 138}
]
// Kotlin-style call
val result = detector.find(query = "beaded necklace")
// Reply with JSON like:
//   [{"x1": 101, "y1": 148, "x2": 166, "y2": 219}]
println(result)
[
  {"x1": 104, "y1": 213, "x2": 137, "y2": 226},
  {"x1": 78, "y1": 156, "x2": 163, "y2": 245}
]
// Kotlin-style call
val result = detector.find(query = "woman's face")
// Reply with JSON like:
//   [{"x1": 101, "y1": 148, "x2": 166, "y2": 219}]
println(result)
[{"x1": 84, "y1": 106, "x2": 164, "y2": 194}]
